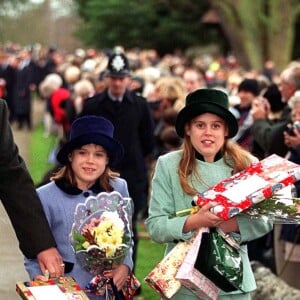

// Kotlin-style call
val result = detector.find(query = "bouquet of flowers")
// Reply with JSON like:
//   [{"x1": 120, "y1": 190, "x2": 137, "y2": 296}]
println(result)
[
  {"x1": 242, "y1": 185, "x2": 300, "y2": 224},
  {"x1": 176, "y1": 190, "x2": 300, "y2": 225},
  {"x1": 70, "y1": 191, "x2": 139, "y2": 298},
  {"x1": 70, "y1": 191, "x2": 133, "y2": 275}
]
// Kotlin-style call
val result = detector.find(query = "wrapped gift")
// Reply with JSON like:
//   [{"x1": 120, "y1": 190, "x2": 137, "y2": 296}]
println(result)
[
  {"x1": 194, "y1": 154, "x2": 300, "y2": 220},
  {"x1": 144, "y1": 236, "x2": 196, "y2": 299},
  {"x1": 16, "y1": 276, "x2": 89, "y2": 300},
  {"x1": 176, "y1": 228, "x2": 219, "y2": 300}
]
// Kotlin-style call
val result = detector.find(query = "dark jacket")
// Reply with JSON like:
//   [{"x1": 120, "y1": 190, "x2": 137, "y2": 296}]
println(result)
[
  {"x1": 0, "y1": 63, "x2": 15, "y2": 105},
  {"x1": 13, "y1": 60, "x2": 36, "y2": 116},
  {"x1": 251, "y1": 105, "x2": 291, "y2": 157},
  {"x1": 80, "y1": 89, "x2": 155, "y2": 172},
  {"x1": 280, "y1": 145, "x2": 300, "y2": 244},
  {"x1": 0, "y1": 99, "x2": 57, "y2": 258},
  {"x1": 80, "y1": 89, "x2": 155, "y2": 214}
]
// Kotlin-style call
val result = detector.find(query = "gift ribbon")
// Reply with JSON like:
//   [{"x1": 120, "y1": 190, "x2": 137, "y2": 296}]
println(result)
[
  {"x1": 86, "y1": 273, "x2": 139, "y2": 300},
  {"x1": 110, "y1": 278, "x2": 126, "y2": 300},
  {"x1": 85, "y1": 274, "x2": 113, "y2": 297}
]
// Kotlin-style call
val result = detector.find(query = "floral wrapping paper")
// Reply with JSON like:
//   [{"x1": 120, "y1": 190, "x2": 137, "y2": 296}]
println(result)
[
  {"x1": 144, "y1": 235, "x2": 196, "y2": 299},
  {"x1": 176, "y1": 228, "x2": 219, "y2": 300},
  {"x1": 194, "y1": 154, "x2": 300, "y2": 220},
  {"x1": 16, "y1": 276, "x2": 89, "y2": 300}
]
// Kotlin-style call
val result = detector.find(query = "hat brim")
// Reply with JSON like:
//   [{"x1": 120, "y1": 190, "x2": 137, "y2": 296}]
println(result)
[
  {"x1": 56, "y1": 133, "x2": 124, "y2": 166},
  {"x1": 175, "y1": 102, "x2": 238, "y2": 138},
  {"x1": 105, "y1": 70, "x2": 131, "y2": 78}
]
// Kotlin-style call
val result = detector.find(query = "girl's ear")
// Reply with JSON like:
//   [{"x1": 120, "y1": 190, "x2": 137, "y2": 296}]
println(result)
[
  {"x1": 68, "y1": 154, "x2": 72, "y2": 162},
  {"x1": 225, "y1": 126, "x2": 229, "y2": 138},
  {"x1": 185, "y1": 123, "x2": 190, "y2": 136}
]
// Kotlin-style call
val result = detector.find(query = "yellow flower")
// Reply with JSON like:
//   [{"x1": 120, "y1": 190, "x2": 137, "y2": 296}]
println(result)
[
  {"x1": 110, "y1": 227, "x2": 123, "y2": 244},
  {"x1": 96, "y1": 233, "x2": 109, "y2": 246},
  {"x1": 96, "y1": 220, "x2": 113, "y2": 233},
  {"x1": 82, "y1": 241, "x2": 90, "y2": 249},
  {"x1": 82, "y1": 211, "x2": 128, "y2": 258},
  {"x1": 105, "y1": 246, "x2": 117, "y2": 257}
]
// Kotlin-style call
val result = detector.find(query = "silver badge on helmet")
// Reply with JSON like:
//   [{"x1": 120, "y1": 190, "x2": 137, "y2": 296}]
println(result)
[{"x1": 111, "y1": 55, "x2": 125, "y2": 72}]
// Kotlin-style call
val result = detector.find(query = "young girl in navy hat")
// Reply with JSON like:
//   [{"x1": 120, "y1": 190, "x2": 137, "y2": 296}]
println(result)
[{"x1": 24, "y1": 115, "x2": 133, "y2": 299}]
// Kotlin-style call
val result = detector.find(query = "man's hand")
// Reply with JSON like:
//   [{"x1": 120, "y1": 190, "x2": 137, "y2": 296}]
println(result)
[
  {"x1": 37, "y1": 247, "x2": 64, "y2": 279},
  {"x1": 251, "y1": 97, "x2": 270, "y2": 120},
  {"x1": 284, "y1": 129, "x2": 300, "y2": 148}
]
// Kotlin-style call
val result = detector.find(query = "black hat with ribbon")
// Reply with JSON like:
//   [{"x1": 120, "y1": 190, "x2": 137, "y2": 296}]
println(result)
[{"x1": 175, "y1": 89, "x2": 238, "y2": 138}]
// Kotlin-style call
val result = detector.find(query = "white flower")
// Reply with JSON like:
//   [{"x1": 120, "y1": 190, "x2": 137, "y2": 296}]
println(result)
[{"x1": 101, "y1": 211, "x2": 125, "y2": 230}]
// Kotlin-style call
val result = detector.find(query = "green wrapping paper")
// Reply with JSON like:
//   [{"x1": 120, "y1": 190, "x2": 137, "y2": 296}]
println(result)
[{"x1": 194, "y1": 229, "x2": 244, "y2": 292}]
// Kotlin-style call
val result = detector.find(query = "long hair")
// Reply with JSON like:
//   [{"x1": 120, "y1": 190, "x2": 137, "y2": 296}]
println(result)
[
  {"x1": 178, "y1": 134, "x2": 253, "y2": 196},
  {"x1": 50, "y1": 163, "x2": 120, "y2": 192}
]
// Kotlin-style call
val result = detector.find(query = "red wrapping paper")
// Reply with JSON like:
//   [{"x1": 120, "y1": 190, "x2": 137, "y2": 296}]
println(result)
[{"x1": 194, "y1": 154, "x2": 300, "y2": 220}]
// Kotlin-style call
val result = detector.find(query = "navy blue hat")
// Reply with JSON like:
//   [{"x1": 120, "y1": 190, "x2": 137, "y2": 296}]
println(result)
[
  {"x1": 105, "y1": 52, "x2": 130, "y2": 78},
  {"x1": 175, "y1": 89, "x2": 238, "y2": 138},
  {"x1": 57, "y1": 116, "x2": 124, "y2": 166}
]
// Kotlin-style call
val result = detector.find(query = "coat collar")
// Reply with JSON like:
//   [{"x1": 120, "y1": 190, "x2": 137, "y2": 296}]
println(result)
[
  {"x1": 195, "y1": 150, "x2": 223, "y2": 162},
  {"x1": 54, "y1": 178, "x2": 104, "y2": 195},
  {"x1": 104, "y1": 89, "x2": 135, "y2": 103}
]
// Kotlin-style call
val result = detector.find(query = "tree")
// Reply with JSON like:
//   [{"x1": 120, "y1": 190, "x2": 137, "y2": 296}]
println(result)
[
  {"x1": 0, "y1": 0, "x2": 80, "y2": 50},
  {"x1": 0, "y1": 0, "x2": 29, "y2": 15},
  {"x1": 0, "y1": 0, "x2": 30, "y2": 43},
  {"x1": 74, "y1": 0, "x2": 300, "y2": 71},
  {"x1": 73, "y1": 0, "x2": 214, "y2": 55},
  {"x1": 210, "y1": 0, "x2": 300, "y2": 70},
  {"x1": 0, "y1": 0, "x2": 27, "y2": 6}
]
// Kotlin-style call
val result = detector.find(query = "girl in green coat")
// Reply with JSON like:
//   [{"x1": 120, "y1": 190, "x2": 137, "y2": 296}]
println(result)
[{"x1": 146, "y1": 88, "x2": 273, "y2": 300}]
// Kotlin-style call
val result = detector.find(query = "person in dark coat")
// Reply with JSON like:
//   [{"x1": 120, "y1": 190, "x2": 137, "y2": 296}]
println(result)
[
  {"x1": 276, "y1": 93, "x2": 300, "y2": 289},
  {"x1": 0, "y1": 51, "x2": 17, "y2": 122},
  {"x1": 231, "y1": 78, "x2": 260, "y2": 152},
  {"x1": 13, "y1": 49, "x2": 36, "y2": 130},
  {"x1": 0, "y1": 99, "x2": 63, "y2": 278},
  {"x1": 80, "y1": 51, "x2": 155, "y2": 279},
  {"x1": 251, "y1": 63, "x2": 300, "y2": 157}
]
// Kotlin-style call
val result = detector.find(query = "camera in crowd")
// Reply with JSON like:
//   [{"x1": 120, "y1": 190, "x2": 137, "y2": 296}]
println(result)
[{"x1": 286, "y1": 121, "x2": 300, "y2": 136}]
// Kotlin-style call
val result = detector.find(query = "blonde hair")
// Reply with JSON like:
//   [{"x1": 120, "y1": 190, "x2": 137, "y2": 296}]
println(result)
[
  {"x1": 39, "y1": 73, "x2": 63, "y2": 98},
  {"x1": 178, "y1": 136, "x2": 253, "y2": 195},
  {"x1": 64, "y1": 65, "x2": 81, "y2": 85},
  {"x1": 155, "y1": 76, "x2": 185, "y2": 111}
]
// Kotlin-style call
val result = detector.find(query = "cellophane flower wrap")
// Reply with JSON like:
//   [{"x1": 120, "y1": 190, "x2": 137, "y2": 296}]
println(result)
[
  {"x1": 243, "y1": 185, "x2": 300, "y2": 223},
  {"x1": 70, "y1": 191, "x2": 135, "y2": 298},
  {"x1": 70, "y1": 191, "x2": 133, "y2": 274}
]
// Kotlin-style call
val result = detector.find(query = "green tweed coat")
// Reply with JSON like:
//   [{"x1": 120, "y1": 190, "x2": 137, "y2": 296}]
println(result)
[{"x1": 146, "y1": 150, "x2": 273, "y2": 299}]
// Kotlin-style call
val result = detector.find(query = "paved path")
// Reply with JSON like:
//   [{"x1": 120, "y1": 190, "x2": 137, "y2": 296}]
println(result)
[{"x1": 0, "y1": 99, "x2": 44, "y2": 299}]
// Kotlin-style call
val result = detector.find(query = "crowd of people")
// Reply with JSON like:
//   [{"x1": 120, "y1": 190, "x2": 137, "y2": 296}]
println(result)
[{"x1": 0, "y1": 41, "x2": 300, "y2": 297}]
